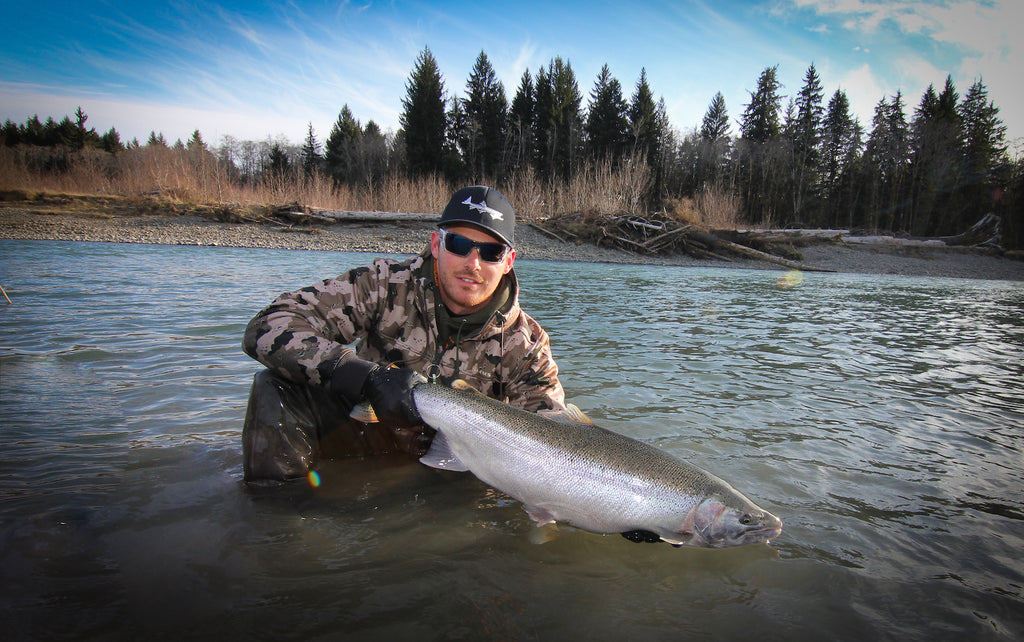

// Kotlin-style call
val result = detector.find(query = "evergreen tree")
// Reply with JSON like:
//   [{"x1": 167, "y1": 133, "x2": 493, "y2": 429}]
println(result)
[
  {"x1": 72, "y1": 107, "x2": 89, "y2": 150},
  {"x1": 360, "y1": 120, "x2": 390, "y2": 187},
  {"x1": 740, "y1": 66, "x2": 783, "y2": 144},
  {"x1": 23, "y1": 115, "x2": 45, "y2": 146},
  {"x1": 861, "y1": 93, "x2": 909, "y2": 231},
  {"x1": 910, "y1": 76, "x2": 963, "y2": 234},
  {"x1": 629, "y1": 69, "x2": 665, "y2": 203},
  {"x1": 789, "y1": 64, "x2": 825, "y2": 220},
  {"x1": 628, "y1": 68, "x2": 658, "y2": 161},
  {"x1": 325, "y1": 105, "x2": 362, "y2": 186},
  {"x1": 699, "y1": 92, "x2": 730, "y2": 142},
  {"x1": 548, "y1": 57, "x2": 584, "y2": 181},
  {"x1": 147, "y1": 131, "x2": 168, "y2": 147},
  {"x1": 462, "y1": 51, "x2": 508, "y2": 181},
  {"x1": 507, "y1": 70, "x2": 534, "y2": 174},
  {"x1": 400, "y1": 46, "x2": 447, "y2": 177},
  {"x1": 908, "y1": 84, "x2": 940, "y2": 235},
  {"x1": 445, "y1": 95, "x2": 470, "y2": 182},
  {"x1": 959, "y1": 78, "x2": 1007, "y2": 225},
  {"x1": 301, "y1": 122, "x2": 322, "y2": 178},
  {"x1": 99, "y1": 127, "x2": 123, "y2": 154},
  {"x1": 821, "y1": 90, "x2": 859, "y2": 227},
  {"x1": 532, "y1": 64, "x2": 553, "y2": 179},
  {"x1": 267, "y1": 143, "x2": 290, "y2": 179},
  {"x1": 187, "y1": 129, "x2": 207, "y2": 152},
  {"x1": 738, "y1": 66, "x2": 785, "y2": 223},
  {"x1": 1, "y1": 119, "x2": 19, "y2": 146},
  {"x1": 52, "y1": 116, "x2": 76, "y2": 147},
  {"x1": 696, "y1": 92, "x2": 731, "y2": 190},
  {"x1": 585, "y1": 64, "x2": 629, "y2": 163}
]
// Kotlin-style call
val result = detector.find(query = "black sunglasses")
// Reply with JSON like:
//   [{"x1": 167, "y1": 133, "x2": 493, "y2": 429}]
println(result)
[{"x1": 440, "y1": 230, "x2": 509, "y2": 263}]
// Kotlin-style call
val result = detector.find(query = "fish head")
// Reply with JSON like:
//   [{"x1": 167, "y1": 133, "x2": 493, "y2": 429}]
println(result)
[{"x1": 667, "y1": 495, "x2": 782, "y2": 548}]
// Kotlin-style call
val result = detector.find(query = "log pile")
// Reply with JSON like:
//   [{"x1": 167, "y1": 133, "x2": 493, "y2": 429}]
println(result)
[{"x1": 534, "y1": 211, "x2": 836, "y2": 272}]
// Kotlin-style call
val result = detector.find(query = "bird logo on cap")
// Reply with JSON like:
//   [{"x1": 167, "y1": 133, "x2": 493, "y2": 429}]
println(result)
[{"x1": 462, "y1": 196, "x2": 505, "y2": 221}]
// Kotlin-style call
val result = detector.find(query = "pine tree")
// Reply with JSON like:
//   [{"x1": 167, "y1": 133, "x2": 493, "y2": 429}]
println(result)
[
  {"x1": 861, "y1": 93, "x2": 909, "y2": 231},
  {"x1": 187, "y1": 129, "x2": 207, "y2": 152},
  {"x1": 445, "y1": 95, "x2": 469, "y2": 182},
  {"x1": 585, "y1": 64, "x2": 629, "y2": 163},
  {"x1": 532, "y1": 64, "x2": 553, "y2": 179},
  {"x1": 360, "y1": 120, "x2": 390, "y2": 187},
  {"x1": 508, "y1": 70, "x2": 534, "y2": 174},
  {"x1": 463, "y1": 51, "x2": 508, "y2": 181},
  {"x1": 959, "y1": 78, "x2": 1007, "y2": 225},
  {"x1": 697, "y1": 92, "x2": 731, "y2": 190},
  {"x1": 821, "y1": 90, "x2": 859, "y2": 227},
  {"x1": 700, "y1": 92, "x2": 730, "y2": 142},
  {"x1": 301, "y1": 122, "x2": 322, "y2": 178},
  {"x1": 738, "y1": 66, "x2": 785, "y2": 222},
  {"x1": 325, "y1": 105, "x2": 362, "y2": 186},
  {"x1": 790, "y1": 64, "x2": 824, "y2": 220},
  {"x1": 72, "y1": 106, "x2": 89, "y2": 150},
  {"x1": 548, "y1": 57, "x2": 583, "y2": 181},
  {"x1": 628, "y1": 68, "x2": 658, "y2": 161},
  {"x1": 912, "y1": 76, "x2": 963, "y2": 234},
  {"x1": 740, "y1": 66, "x2": 782, "y2": 144},
  {"x1": 267, "y1": 143, "x2": 290, "y2": 179},
  {"x1": 400, "y1": 47, "x2": 447, "y2": 177},
  {"x1": 1, "y1": 119, "x2": 20, "y2": 146},
  {"x1": 629, "y1": 69, "x2": 665, "y2": 203}
]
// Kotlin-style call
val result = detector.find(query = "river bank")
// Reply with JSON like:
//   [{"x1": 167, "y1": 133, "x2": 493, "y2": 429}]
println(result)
[{"x1": 2, "y1": 205, "x2": 1023, "y2": 281}]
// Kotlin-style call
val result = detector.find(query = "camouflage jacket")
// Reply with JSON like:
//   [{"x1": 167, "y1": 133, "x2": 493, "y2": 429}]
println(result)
[{"x1": 242, "y1": 247, "x2": 565, "y2": 413}]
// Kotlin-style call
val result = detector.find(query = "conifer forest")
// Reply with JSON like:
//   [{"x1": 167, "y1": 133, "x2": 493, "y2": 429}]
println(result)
[{"x1": 3, "y1": 47, "x2": 1021, "y2": 248}]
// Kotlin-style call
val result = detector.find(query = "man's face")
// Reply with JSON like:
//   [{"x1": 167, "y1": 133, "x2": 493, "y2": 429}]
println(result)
[{"x1": 430, "y1": 224, "x2": 515, "y2": 315}]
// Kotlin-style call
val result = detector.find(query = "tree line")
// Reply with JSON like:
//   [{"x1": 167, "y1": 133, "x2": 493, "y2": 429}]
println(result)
[{"x1": 3, "y1": 46, "x2": 1020, "y2": 243}]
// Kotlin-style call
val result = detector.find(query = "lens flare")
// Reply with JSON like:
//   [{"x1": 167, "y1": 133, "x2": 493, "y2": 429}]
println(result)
[
  {"x1": 307, "y1": 471, "x2": 321, "y2": 488},
  {"x1": 777, "y1": 270, "x2": 804, "y2": 289}
]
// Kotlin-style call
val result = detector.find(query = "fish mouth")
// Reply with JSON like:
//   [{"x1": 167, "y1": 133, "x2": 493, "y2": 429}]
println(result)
[
  {"x1": 753, "y1": 524, "x2": 783, "y2": 541},
  {"x1": 744, "y1": 520, "x2": 783, "y2": 544}
]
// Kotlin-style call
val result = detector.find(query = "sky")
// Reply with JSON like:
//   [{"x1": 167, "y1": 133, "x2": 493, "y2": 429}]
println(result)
[{"x1": 2, "y1": 0, "x2": 1022, "y2": 152}]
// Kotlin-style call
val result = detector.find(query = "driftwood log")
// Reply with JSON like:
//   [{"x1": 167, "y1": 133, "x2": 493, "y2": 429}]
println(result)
[
  {"x1": 937, "y1": 212, "x2": 1002, "y2": 248},
  {"x1": 536, "y1": 212, "x2": 836, "y2": 272}
]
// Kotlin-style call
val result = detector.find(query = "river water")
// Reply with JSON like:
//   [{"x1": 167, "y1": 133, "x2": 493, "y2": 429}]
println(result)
[{"x1": 1, "y1": 239, "x2": 1022, "y2": 640}]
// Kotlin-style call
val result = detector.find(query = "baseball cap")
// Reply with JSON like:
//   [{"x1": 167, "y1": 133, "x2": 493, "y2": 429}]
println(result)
[{"x1": 438, "y1": 186, "x2": 515, "y2": 247}]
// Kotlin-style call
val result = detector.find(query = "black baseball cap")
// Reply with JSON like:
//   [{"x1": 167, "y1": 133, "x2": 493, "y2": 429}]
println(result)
[{"x1": 438, "y1": 186, "x2": 515, "y2": 247}]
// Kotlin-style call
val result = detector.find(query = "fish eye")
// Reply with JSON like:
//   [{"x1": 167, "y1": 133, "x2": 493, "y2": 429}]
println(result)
[{"x1": 740, "y1": 514, "x2": 754, "y2": 525}]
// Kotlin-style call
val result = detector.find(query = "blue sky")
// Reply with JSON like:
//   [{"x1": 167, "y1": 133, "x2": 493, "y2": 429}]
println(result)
[{"x1": 2, "y1": 0, "x2": 1021, "y2": 150}]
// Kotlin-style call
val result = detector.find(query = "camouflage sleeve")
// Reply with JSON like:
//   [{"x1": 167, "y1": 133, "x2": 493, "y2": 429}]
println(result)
[
  {"x1": 503, "y1": 318, "x2": 566, "y2": 414},
  {"x1": 241, "y1": 262, "x2": 386, "y2": 386}
]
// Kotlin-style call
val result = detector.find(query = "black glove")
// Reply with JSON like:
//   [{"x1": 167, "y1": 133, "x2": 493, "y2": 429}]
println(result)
[
  {"x1": 621, "y1": 530, "x2": 661, "y2": 544},
  {"x1": 361, "y1": 365, "x2": 427, "y2": 427},
  {"x1": 393, "y1": 424, "x2": 437, "y2": 457}
]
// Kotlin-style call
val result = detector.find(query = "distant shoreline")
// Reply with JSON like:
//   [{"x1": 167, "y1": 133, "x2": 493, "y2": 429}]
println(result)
[{"x1": 2, "y1": 206, "x2": 1023, "y2": 282}]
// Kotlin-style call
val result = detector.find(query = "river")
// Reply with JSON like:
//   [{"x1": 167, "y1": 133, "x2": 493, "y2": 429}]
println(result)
[{"x1": 1, "y1": 239, "x2": 1022, "y2": 640}]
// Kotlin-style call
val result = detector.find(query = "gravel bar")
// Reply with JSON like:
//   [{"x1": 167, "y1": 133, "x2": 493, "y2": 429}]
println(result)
[{"x1": 3, "y1": 208, "x2": 1023, "y2": 282}]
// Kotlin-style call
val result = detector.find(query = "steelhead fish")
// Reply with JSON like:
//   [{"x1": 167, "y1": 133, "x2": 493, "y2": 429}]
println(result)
[{"x1": 354, "y1": 380, "x2": 782, "y2": 547}]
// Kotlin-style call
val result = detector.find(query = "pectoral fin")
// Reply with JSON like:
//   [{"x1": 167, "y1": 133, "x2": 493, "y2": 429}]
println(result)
[
  {"x1": 418, "y1": 431, "x2": 469, "y2": 472},
  {"x1": 349, "y1": 401, "x2": 379, "y2": 423},
  {"x1": 451, "y1": 379, "x2": 486, "y2": 395}
]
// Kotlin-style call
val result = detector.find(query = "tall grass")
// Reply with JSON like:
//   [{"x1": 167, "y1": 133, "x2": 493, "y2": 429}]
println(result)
[{"x1": 0, "y1": 145, "x2": 672, "y2": 222}]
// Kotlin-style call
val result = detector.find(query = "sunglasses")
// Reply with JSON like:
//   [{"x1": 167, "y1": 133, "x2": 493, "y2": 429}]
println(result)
[{"x1": 440, "y1": 230, "x2": 509, "y2": 263}]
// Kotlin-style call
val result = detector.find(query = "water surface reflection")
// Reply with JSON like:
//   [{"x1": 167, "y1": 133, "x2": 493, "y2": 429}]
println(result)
[{"x1": 1, "y1": 240, "x2": 1022, "y2": 639}]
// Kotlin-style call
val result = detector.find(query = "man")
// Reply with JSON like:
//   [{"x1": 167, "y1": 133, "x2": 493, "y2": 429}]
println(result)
[{"x1": 241, "y1": 185, "x2": 566, "y2": 483}]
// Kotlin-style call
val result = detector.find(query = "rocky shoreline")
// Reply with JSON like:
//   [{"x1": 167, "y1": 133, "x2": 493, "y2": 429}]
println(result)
[{"x1": 2, "y1": 206, "x2": 1023, "y2": 282}]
